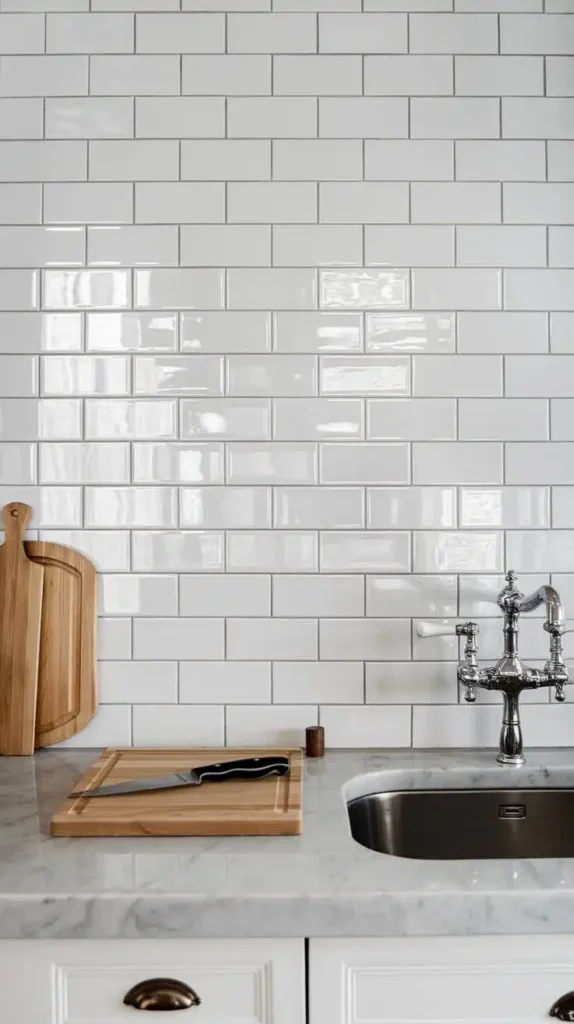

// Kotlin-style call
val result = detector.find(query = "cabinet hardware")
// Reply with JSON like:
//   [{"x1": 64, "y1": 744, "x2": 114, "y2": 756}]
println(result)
[
  {"x1": 550, "y1": 991, "x2": 574, "y2": 1020},
  {"x1": 124, "y1": 978, "x2": 201, "y2": 1011}
]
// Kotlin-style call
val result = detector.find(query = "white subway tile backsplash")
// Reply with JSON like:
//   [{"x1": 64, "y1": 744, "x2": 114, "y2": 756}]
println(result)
[{"x1": 1, "y1": 3, "x2": 572, "y2": 751}]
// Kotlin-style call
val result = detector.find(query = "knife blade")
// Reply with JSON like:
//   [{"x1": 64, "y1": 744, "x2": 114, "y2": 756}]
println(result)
[{"x1": 73, "y1": 755, "x2": 290, "y2": 798}]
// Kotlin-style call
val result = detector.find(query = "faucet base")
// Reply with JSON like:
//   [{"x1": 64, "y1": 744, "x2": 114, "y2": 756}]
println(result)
[{"x1": 496, "y1": 750, "x2": 525, "y2": 767}]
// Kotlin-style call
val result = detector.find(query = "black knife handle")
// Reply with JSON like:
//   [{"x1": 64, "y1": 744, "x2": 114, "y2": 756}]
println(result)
[{"x1": 194, "y1": 756, "x2": 289, "y2": 783}]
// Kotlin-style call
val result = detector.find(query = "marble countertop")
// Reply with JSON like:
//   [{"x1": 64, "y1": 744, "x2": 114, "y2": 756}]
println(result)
[{"x1": 4, "y1": 747, "x2": 574, "y2": 939}]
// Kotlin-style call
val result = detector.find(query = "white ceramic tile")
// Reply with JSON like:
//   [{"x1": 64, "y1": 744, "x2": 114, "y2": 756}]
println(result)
[
  {"x1": 366, "y1": 313, "x2": 454, "y2": 354},
  {"x1": 413, "y1": 531, "x2": 503, "y2": 573},
  {"x1": 180, "y1": 574, "x2": 270, "y2": 616},
  {"x1": 366, "y1": 226, "x2": 454, "y2": 268},
  {"x1": 181, "y1": 313, "x2": 270, "y2": 354},
  {"x1": 99, "y1": 574, "x2": 178, "y2": 616},
  {"x1": 132, "y1": 531, "x2": 224, "y2": 572},
  {"x1": 228, "y1": 97, "x2": 317, "y2": 138},
  {"x1": 181, "y1": 140, "x2": 270, "y2": 179},
  {"x1": 227, "y1": 617, "x2": 317, "y2": 660},
  {"x1": 99, "y1": 662, "x2": 178, "y2": 705},
  {"x1": 365, "y1": 140, "x2": 453, "y2": 181},
  {"x1": 182, "y1": 55, "x2": 271, "y2": 95},
  {"x1": 89, "y1": 140, "x2": 179, "y2": 181},
  {"x1": 227, "y1": 269, "x2": 317, "y2": 310},
  {"x1": 227, "y1": 441, "x2": 317, "y2": 484},
  {"x1": 273, "y1": 312, "x2": 362, "y2": 353},
  {"x1": 88, "y1": 226, "x2": 178, "y2": 268},
  {"x1": 85, "y1": 486, "x2": 177, "y2": 528},
  {"x1": 507, "y1": 530, "x2": 574, "y2": 572},
  {"x1": 135, "y1": 183, "x2": 224, "y2": 225},
  {"x1": 412, "y1": 183, "x2": 501, "y2": 225},
  {"x1": 505, "y1": 271, "x2": 574, "y2": 311},
  {"x1": 0, "y1": 313, "x2": 83, "y2": 354},
  {"x1": 456, "y1": 55, "x2": 543, "y2": 95},
  {"x1": 0, "y1": 13, "x2": 45, "y2": 54},
  {"x1": 411, "y1": 98, "x2": 500, "y2": 139},
  {"x1": 0, "y1": 184, "x2": 41, "y2": 224},
  {"x1": 367, "y1": 575, "x2": 457, "y2": 617},
  {"x1": 365, "y1": 55, "x2": 452, "y2": 95},
  {"x1": 548, "y1": 61, "x2": 574, "y2": 97},
  {"x1": 42, "y1": 355, "x2": 130, "y2": 397},
  {"x1": 0, "y1": 486, "x2": 81, "y2": 527},
  {"x1": 552, "y1": 314, "x2": 574, "y2": 353},
  {"x1": 273, "y1": 225, "x2": 362, "y2": 267},
  {"x1": 320, "y1": 270, "x2": 408, "y2": 310},
  {"x1": 0, "y1": 398, "x2": 81, "y2": 441},
  {"x1": 321, "y1": 441, "x2": 409, "y2": 484},
  {"x1": 552, "y1": 400, "x2": 574, "y2": 440},
  {"x1": 98, "y1": 618, "x2": 132, "y2": 660},
  {"x1": 549, "y1": 142, "x2": 574, "y2": 180},
  {"x1": 181, "y1": 398, "x2": 271, "y2": 440},
  {"x1": 320, "y1": 182, "x2": 408, "y2": 224},
  {"x1": 319, "y1": 12, "x2": 405, "y2": 51},
  {"x1": 458, "y1": 574, "x2": 548, "y2": 618},
  {"x1": 412, "y1": 270, "x2": 502, "y2": 311},
  {"x1": 273, "y1": 662, "x2": 364, "y2": 704},
  {"x1": 410, "y1": 13, "x2": 498, "y2": 52},
  {"x1": 56, "y1": 705, "x2": 131, "y2": 748},
  {"x1": 549, "y1": 486, "x2": 574, "y2": 528},
  {"x1": 320, "y1": 531, "x2": 410, "y2": 572},
  {"x1": 273, "y1": 398, "x2": 363, "y2": 440},
  {"x1": 225, "y1": 705, "x2": 314, "y2": 747},
  {"x1": 47, "y1": 13, "x2": 134, "y2": 52},
  {"x1": 227, "y1": 355, "x2": 317, "y2": 397},
  {"x1": 0, "y1": 226, "x2": 84, "y2": 268},
  {"x1": 135, "y1": 97, "x2": 223, "y2": 140},
  {"x1": 45, "y1": 97, "x2": 134, "y2": 139},
  {"x1": 319, "y1": 705, "x2": 411, "y2": 748},
  {"x1": 180, "y1": 486, "x2": 271, "y2": 528},
  {"x1": 456, "y1": 140, "x2": 546, "y2": 181},
  {"x1": 504, "y1": 184, "x2": 574, "y2": 223},
  {"x1": 39, "y1": 530, "x2": 130, "y2": 571},
  {"x1": 272, "y1": 140, "x2": 362, "y2": 180},
  {"x1": 133, "y1": 442, "x2": 224, "y2": 483},
  {"x1": 458, "y1": 312, "x2": 548, "y2": 353},
  {"x1": 226, "y1": 530, "x2": 317, "y2": 571},
  {"x1": 135, "y1": 270, "x2": 225, "y2": 311},
  {"x1": 413, "y1": 354, "x2": 503, "y2": 397},
  {"x1": 320, "y1": 617, "x2": 410, "y2": 660},
  {"x1": 459, "y1": 398, "x2": 549, "y2": 441},
  {"x1": 0, "y1": 356, "x2": 37, "y2": 397},
  {"x1": 367, "y1": 487, "x2": 456, "y2": 529},
  {"x1": 179, "y1": 662, "x2": 271, "y2": 704},
  {"x1": 43, "y1": 270, "x2": 130, "y2": 310},
  {"x1": 181, "y1": 226, "x2": 270, "y2": 267},
  {"x1": 133, "y1": 617, "x2": 224, "y2": 660},
  {"x1": 274, "y1": 55, "x2": 361, "y2": 94},
  {"x1": 133, "y1": 706, "x2": 224, "y2": 746},
  {"x1": 228, "y1": 182, "x2": 316, "y2": 223},
  {"x1": 0, "y1": 57, "x2": 88, "y2": 98},
  {"x1": 87, "y1": 313, "x2": 177, "y2": 354},
  {"x1": 39, "y1": 442, "x2": 129, "y2": 484},
  {"x1": 274, "y1": 486, "x2": 364, "y2": 528},
  {"x1": 320, "y1": 356, "x2": 410, "y2": 395},
  {"x1": 136, "y1": 12, "x2": 225, "y2": 52},
  {"x1": 134, "y1": 355, "x2": 224, "y2": 397},
  {"x1": 413, "y1": 442, "x2": 503, "y2": 485},
  {"x1": 506, "y1": 356, "x2": 574, "y2": 397},
  {"x1": 412, "y1": 705, "x2": 502, "y2": 749},
  {"x1": 273, "y1": 574, "x2": 363, "y2": 617},
  {"x1": 366, "y1": 662, "x2": 457, "y2": 705},
  {"x1": 457, "y1": 226, "x2": 546, "y2": 267},
  {"x1": 367, "y1": 399, "x2": 456, "y2": 441},
  {"x1": 43, "y1": 183, "x2": 133, "y2": 225},
  {"x1": 86, "y1": 399, "x2": 177, "y2": 440},
  {"x1": 460, "y1": 487, "x2": 550, "y2": 529},
  {"x1": 318, "y1": 97, "x2": 407, "y2": 138},
  {"x1": 501, "y1": 13, "x2": 574, "y2": 53},
  {"x1": 90, "y1": 55, "x2": 180, "y2": 95},
  {"x1": 506, "y1": 443, "x2": 574, "y2": 484},
  {"x1": 0, "y1": 270, "x2": 39, "y2": 311}
]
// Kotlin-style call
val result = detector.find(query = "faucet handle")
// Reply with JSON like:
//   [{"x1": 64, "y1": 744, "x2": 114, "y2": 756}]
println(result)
[{"x1": 416, "y1": 621, "x2": 478, "y2": 639}]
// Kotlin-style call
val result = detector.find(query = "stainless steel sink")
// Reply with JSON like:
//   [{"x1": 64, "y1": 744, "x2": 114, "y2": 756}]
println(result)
[{"x1": 348, "y1": 789, "x2": 574, "y2": 860}]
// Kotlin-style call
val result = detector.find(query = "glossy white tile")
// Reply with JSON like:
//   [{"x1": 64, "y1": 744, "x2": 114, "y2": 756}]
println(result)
[
  {"x1": 460, "y1": 487, "x2": 550, "y2": 529},
  {"x1": 56, "y1": 705, "x2": 131, "y2": 748},
  {"x1": 99, "y1": 574, "x2": 179, "y2": 616},
  {"x1": 132, "y1": 531, "x2": 224, "y2": 572},
  {"x1": 225, "y1": 705, "x2": 315, "y2": 747},
  {"x1": 413, "y1": 531, "x2": 503, "y2": 573},
  {"x1": 273, "y1": 312, "x2": 362, "y2": 353},
  {"x1": 43, "y1": 183, "x2": 134, "y2": 225},
  {"x1": 0, "y1": 485, "x2": 81, "y2": 527},
  {"x1": 0, "y1": 313, "x2": 82, "y2": 353},
  {"x1": 367, "y1": 399, "x2": 456, "y2": 441},
  {"x1": 0, "y1": 270, "x2": 39, "y2": 311},
  {"x1": 273, "y1": 662, "x2": 364, "y2": 704},
  {"x1": 507, "y1": 531, "x2": 574, "y2": 572},
  {"x1": 227, "y1": 442, "x2": 317, "y2": 484},
  {"x1": 45, "y1": 97, "x2": 134, "y2": 139},
  {"x1": 134, "y1": 356, "x2": 224, "y2": 396},
  {"x1": 181, "y1": 225, "x2": 270, "y2": 266},
  {"x1": 179, "y1": 662, "x2": 271, "y2": 704},
  {"x1": 413, "y1": 442, "x2": 503, "y2": 485},
  {"x1": 458, "y1": 312, "x2": 549, "y2": 354},
  {"x1": 98, "y1": 618, "x2": 132, "y2": 660},
  {"x1": 320, "y1": 531, "x2": 410, "y2": 572},
  {"x1": 0, "y1": 226, "x2": 84, "y2": 268},
  {"x1": 320, "y1": 618, "x2": 410, "y2": 660},
  {"x1": 133, "y1": 617, "x2": 224, "y2": 660},
  {"x1": 320, "y1": 355, "x2": 410, "y2": 395},
  {"x1": 181, "y1": 312, "x2": 271, "y2": 354},
  {"x1": 506, "y1": 355, "x2": 574, "y2": 397},
  {"x1": 458, "y1": 398, "x2": 549, "y2": 441},
  {"x1": 366, "y1": 575, "x2": 457, "y2": 617},
  {"x1": 88, "y1": 226, "x2": 178, "y2": 268},
  {"x1": 86, "y1": 399, "x2": 177, "y2": 440},
  {"x1": 132, "y1": 705, "x2": 224, "y2": 746},
  {"x1": 180, "y1": 574, "x2": 270, "y2": 617},
  {"x1": 320, "y1": 270, "x2": 409, "y2": 310},
  {"x1": 181, "y1": 398, "x2": 270, "y2": 440},
  {"x1": 39, "y1": 442, "x2": 129, "y2": 484},
  {"x1": 366, "y1": 225, "x2": 454, "y2": 267},
  {"x1": 180, "y1": 486, "x2": 271, "y2": 528},
  {"x1": 319, "y1": 97, "x2": 407, "y2": 138},
  {"x1": 136, "y1": 97, "x2": 224, "y2": 138},
  {"x1": 366, "y1": 313, "x2": 455, "y2": 354},
  {"x1": 458, "y1": 574, "x2": 548, "y2": 619},
  {"x1": 133, "y1": 443, "x2": 224, "y2": 483},
  {"x1": 273, "y1": 574, "x2": 363, "y2": 618},
  {"x1": 0, "y1": 356, "x2": 37, "y2": 397},
  {"x1": 227, "y1": 269, "x2": 317, "y2": 311},
  {"x1": 87, "y1": 313, "x2": 177, "y2": 354},
  {"x1": 551, "y1": 400, "x2": 574, "y2": 440},
  {"x1": 227, "y1": 355, "x2": 317, "y2": 397},
  {"x1": 412, "y1": 269, "x2": 502, "y2": 311},
  {"x1": 273, "y1": 398, "x2": 363, "y2": 440},
  {"x1": 41, "y1": 355, "x2": 130, "y2": 397},
  {"x1": 226, "y1": 531, "x2": 317, "y2": 571},
  {"x1": 39, "y1": 530, "x2": 130, "y2": 571},
  {"x1": 0, "y1": 398, "x2": 81, "y2": 441},
  {"x1": 274, "y1": 486, "x2": 364, "y2": 529},
  {"x1": 134, "y1": 269, "x2": 225, "y2": 311},
  {"x1": 506, "y1": 442, "x2": 574, "y2": 484},
  {"x1": 273, "y1": 225, "x2": 362, "y2": 266},
  {"x1": 43, "y1": 270, "x2": 130, "y2": 310},
  {"x1": 551, "y1": 487, "x2": 574, "y2": 527},
  {"x1": 366, "y1": 661, "x2": 457, "y2": 705},
  {"x1": 85, "y1": 487, "x2": 177, "y2": 528},
  {"x1": 320, "y1": 705, "x2": 411, "y2": 748},
  {"x1": 227, "y1": 618, "x2": 317, "y2": 660},
  {"x1": 367, "y1": 486, "x2": 457, "y2": 529},
  {"x1": 0, "y1": 184, "x2": 41, "y2": 224},
  {"x1": 99, "y1": 662, "x2": 178, "y2": 705},
  {"x1": 181, "y1": 140, "x2": 271, "y2": 179},
  {"x1": 136, "y1": 182, "x2": 224, "y2": 223},
  {"x1": 413, "y1": 355, "x2": 503, "y2": 397},
  {"x1": 320, "y1": 442, "x2": 409, "y2": 484}
]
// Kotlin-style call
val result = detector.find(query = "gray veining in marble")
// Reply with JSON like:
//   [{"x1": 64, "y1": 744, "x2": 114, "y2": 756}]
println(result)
[{"x1": 3, "y1": 748, "x2": 574, "y2": 938}]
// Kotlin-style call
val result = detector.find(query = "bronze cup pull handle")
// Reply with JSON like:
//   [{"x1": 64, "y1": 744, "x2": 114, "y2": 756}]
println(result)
[
  {"x1": 124, "y1": 978, "x2": 201, "y2": 1011},
  {"x1": 550, "y1": 992, "x2": 574, "y2": 1020}
]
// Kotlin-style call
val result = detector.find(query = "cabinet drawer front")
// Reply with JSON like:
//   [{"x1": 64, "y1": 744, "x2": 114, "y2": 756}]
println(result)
[
  {"x1": 0, "y1": 938, "x2": 304, "y2": 1024},
  {"x1": 310, "y1": 936, "x2": 574, "y2": 1024}
]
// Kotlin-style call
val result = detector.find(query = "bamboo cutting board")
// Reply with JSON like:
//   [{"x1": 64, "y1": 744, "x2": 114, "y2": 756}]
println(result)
[
  {"x1": 25, "y1": 540, "x2": 97, "y2": 749},
  {"x1": 0, "y1": 503, "x2": 44, "y2": 756},
  {"x1": 51, "y1": 747, "x2": 303, "y2": 837}
]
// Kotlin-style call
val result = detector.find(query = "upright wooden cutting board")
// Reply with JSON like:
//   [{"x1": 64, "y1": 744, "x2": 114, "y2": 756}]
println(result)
[
  {"x1": 24, "y1": 540, "x2": 97, "y2": 749},
  {"x1": 0, "y1": 503, "x2": 44, "y2": 755},
  {"x1": 51, "y1": 747, "x2": 303, "y2": 837}
]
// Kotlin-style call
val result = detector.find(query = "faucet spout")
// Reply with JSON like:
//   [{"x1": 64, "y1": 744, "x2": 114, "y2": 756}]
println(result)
[{"x1": 516, "y1": 585, "x2": 565, "y2": 634}]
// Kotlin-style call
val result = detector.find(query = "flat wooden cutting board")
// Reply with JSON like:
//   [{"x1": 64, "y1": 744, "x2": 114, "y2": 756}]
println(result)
[{"x1": 51, "y1": 747, "x2": 303, "y2": 837}]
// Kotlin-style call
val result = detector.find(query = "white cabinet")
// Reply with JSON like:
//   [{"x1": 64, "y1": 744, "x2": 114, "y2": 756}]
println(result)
[
  {"x1": 309, "y1": 936, "x2": 574, "y2": 1024},
  {"x1": 0, "y1": 937, "x2": 304, "y2": 1024}
]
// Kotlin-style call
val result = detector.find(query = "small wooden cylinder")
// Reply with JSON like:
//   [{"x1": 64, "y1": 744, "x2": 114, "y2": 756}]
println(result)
[{"x1": 305, "y1": 725, "x2": 325, "y2": 758}]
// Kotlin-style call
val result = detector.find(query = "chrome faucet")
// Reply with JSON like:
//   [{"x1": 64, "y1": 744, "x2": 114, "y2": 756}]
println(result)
[{"x1": 418, "y1": 571, "x2": 569, "y2": 767}]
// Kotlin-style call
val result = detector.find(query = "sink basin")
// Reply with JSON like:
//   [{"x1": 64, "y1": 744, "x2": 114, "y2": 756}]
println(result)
[{"x1": 348, "y1": 789, "x2": 574, "y2": 860}]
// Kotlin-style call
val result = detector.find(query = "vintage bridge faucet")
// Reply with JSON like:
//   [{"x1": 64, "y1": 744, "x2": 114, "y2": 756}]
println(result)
[{"x1": 418, "y1": 571, "x2": 569, "y2": 766}]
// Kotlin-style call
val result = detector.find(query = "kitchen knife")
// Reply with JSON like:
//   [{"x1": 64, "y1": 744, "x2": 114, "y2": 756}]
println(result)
[{"x1": 73, "y1": 755, "x2": 290, "y2": 798}]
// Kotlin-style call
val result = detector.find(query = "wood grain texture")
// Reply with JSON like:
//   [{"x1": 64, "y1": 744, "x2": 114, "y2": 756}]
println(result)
[
  {"x1": 0, "y1": 503, "x2": 44, "y2": 756},
  {"x1": 25, "y1": 540, "x2": 98, "y2": 749},
  {"x1": 51, "y1": 747, "x2": 303, "y2": 837}
]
